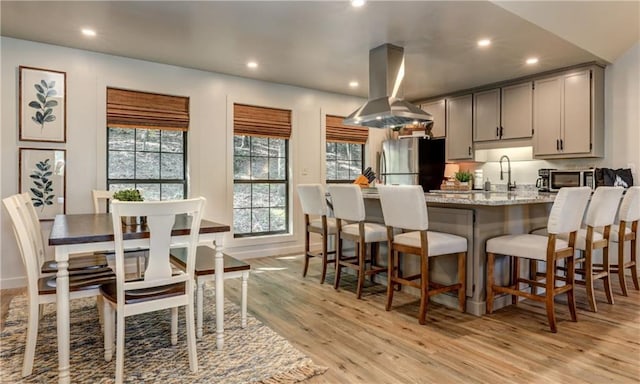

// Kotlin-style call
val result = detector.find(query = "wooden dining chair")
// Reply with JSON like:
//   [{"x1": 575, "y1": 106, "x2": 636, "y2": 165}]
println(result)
[
  {"x1": 296, "y1": 184, "x2": 337, "y2": 284},
  {"x1": 486, "y1": 187, "x2": 591, "y2": 333},
  {"x1": 327, "y1": 184, "x2": 387, "y2": 299},
  {"x1": 377, "y1": 185, "x2": 467, "y2": 324},
  {"x1": 101, "y1": 197, "x2": 205, "y2": 383},
  {"x1": 2, "y1": 193, "x2": 115, "y2": 377}
]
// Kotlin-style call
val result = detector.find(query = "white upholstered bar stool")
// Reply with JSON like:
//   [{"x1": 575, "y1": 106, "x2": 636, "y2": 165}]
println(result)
[
  {"x1": 296, "y1": 184, "x2": 337, "y2": 284},
  {"x1": 600, "y1": 186, "x2": 640, "y2": 295},
  {"x1": 377, "y1": 185, "x2": 467, "y2": 325},
  {"x1": 567, "y1": 186, "x2": 624, "y2": 312},
  {"x1": 327, "y1": 184, "x2": 387, "y2": 299},
  {"x1": 486, "y1": 187, "x2": 591, "y2": 333}
]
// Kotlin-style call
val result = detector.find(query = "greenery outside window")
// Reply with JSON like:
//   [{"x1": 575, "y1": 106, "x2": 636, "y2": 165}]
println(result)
[
  {"x1": 107, "y1": 127, "x2": 187, "y2": 201},
  {"x1": 326, "y1": 142, "x2": 364, "y2": 183}
]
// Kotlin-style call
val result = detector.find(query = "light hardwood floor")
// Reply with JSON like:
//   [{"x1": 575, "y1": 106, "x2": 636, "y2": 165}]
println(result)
[{"x1": 2, "y1": 255, "x2": 639, "y2": 383}]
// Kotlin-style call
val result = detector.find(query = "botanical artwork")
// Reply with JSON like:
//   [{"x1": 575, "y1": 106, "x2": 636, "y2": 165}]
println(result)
[
  {"x1": 19, "y1": 148, "x2": 66, "y2": 220},
  {"x1": 19, "y1": 66, "x2": 66, "y2": 143}
]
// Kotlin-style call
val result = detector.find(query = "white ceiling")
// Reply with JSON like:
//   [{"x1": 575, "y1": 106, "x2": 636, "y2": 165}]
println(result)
[{"x1": 1, "y1": 1, "x2": 638, "y2": 101}]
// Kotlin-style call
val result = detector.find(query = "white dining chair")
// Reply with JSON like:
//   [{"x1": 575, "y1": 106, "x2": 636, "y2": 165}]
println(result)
[
  {"x1": 327, "y1": 184, "x2": 388, "y2": 299},
  {"x1": 101, "y1": 197, "x2": 205, "y2": 383},
  {"x1": 297, "y1": 184, "x2": 337, "y2": 284},
  {"x1": 377, "y1": 185, "x2": 467, "y2": 324},
  {"x1": 2, "y1": 193, "x2": 115, "y2": 377},
  {"x1": 486, "y1": 187, "x2": 591, "y2": 333}
]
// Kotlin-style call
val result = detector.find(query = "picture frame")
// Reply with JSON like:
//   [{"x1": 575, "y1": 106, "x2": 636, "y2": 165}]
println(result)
[
  {"x1": 19, "y1": 66, "x2": 66, "y2": 143},
  {"x1": 19, "y1": 148, "x2": 66, "y2": 220}
]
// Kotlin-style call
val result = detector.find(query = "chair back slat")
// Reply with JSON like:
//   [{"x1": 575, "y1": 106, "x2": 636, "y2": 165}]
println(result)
[
  {"x1": 547, "y1": 187, "x2": 591, "y2": 234},
  {"x1": 619, "y1": 186, "x2": 640, "y2": 222},
  {"x1": 377, "y1": 185, "x2": 428, "y2": 231},
  {"x1": 327, "y1": 184, "x2": 365, "y2": 222},
  {"x1": 110, "y1": 198, "x2": 205, "y2": 300},
  {"x1": 2, "y1": 194, "x2": 42, "y2": 297},
  {"x1": 297, "y1": 184, "x2": 328, "y2": 216},
  {"x1": 92, "y1": 190, "x2": 114, "y2": 214},
  {"x1": 584, "y1": 187, "x2": 624, "y2": 228}
]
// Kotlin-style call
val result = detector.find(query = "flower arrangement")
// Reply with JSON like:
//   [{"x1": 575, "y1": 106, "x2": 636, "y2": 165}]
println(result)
[
  {"x1": 454, "y1": 170, "x2": 473, "y2": 183},
  {"x1": 112, "y1": 189, "x2": 144, "y2": 202}
]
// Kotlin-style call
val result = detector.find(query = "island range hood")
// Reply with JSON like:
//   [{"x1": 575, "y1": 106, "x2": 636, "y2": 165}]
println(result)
[{"x1": 344, "y1": 43, "x2": 432, "y2": 129}]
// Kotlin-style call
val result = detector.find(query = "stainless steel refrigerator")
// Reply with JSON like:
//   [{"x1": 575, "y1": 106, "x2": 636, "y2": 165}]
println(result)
[{"x1": 380, "y1": 138, "x2": 445, "y2": 191}]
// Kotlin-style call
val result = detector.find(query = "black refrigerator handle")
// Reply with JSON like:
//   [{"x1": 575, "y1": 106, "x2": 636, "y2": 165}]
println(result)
[{"x1": 380, "y1": 150, "x2": 386, "y2": 185}]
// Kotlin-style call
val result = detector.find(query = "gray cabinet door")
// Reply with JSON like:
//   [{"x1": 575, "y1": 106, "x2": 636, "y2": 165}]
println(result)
[
  {"x1": 501, "y1": 82, "x2": 532, "y2": 140},
  {"x1": 473, "y1": 89, "x2": 500, "y2": 142},
  {"x1": 562, "y1": 70, "x2": 591, "y2": 154},
  {"x1": 533, "y1": 76, "x2": 562, "y2": 156},
  {"x1": 446, "y1": 94, "x2": 473, "y2": 161},
  {"x1": 421, "y1": 99, "x2": 446, "y2": 138}
]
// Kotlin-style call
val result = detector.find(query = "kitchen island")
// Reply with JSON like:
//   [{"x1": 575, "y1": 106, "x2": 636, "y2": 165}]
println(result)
[{"x1": 361, "y1": 189, "x2": 556, "y2": 316}]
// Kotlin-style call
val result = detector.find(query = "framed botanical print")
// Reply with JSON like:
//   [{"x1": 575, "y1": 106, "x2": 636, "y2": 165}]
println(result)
[
  {"x1": 19, "y1": 66, "x2": 66, "y2": 143},
  {"x1": 19, "y1": 148, "x2": 66, "y2": 220}
]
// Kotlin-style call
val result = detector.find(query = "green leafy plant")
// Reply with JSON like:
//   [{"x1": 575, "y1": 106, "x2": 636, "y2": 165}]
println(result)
[
  {"x1": 29, "y1": 158, "x2": 55, "y2": 210},
  {"x1": 113, "y1": 189, "x2": 144, "y2": 201},
  {"x1": 28, "y1": 80, "x2": 58, "y2": 129},
  {"x1": 455, "y1": 170, "x2": 473, "y2": 183}
]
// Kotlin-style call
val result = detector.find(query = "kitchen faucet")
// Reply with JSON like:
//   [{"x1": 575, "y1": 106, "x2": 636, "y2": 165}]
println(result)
[{"x1": 499, "y1": 155, "x2": 517, "y2": 191}]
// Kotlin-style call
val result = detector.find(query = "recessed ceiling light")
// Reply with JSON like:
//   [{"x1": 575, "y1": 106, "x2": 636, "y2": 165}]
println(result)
[
  {"x1": 351, "y1": 0, "x2": 365, "y2": 7},
  {"x1": 247, "y1": 61, "x2": 258, "y2": 69},
  {"x1": 349, "y1": 81, "x2": 359, "y2": 88},
  {"x1": 81, "y1": 28, "x2": 96, "y2": 37},
  {"x1": 477, "y1": 39, "x2": 491, "y2": 47},
  {"x1": 526, "y1": 57, "x2": 539, "y2": 65}
]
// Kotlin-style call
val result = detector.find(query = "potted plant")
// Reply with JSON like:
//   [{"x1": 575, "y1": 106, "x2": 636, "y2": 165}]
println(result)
[
  {"x1": 454, "y1": 170, "x2": 473, "y2": 190},
  {"x1": 112, "y1": 189, "x2": 145, "y2": 225}
]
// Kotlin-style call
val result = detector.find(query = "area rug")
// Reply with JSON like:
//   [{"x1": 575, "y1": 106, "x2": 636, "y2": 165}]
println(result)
[{"x1": 0, "y1": 288, "x2": 326, "y2": 383}]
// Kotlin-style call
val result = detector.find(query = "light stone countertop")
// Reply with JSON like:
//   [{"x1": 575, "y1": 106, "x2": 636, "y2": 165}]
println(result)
[{"x1": 360, "y1": 188, "x2": 557, "y2": 206}]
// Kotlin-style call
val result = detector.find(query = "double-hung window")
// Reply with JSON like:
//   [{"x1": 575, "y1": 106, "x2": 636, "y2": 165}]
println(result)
[
  {"x1": 106, "y1": 88, "x2": 189, "y2": 200},
  {"x1": 325, "y1": 115, "x2": 369, "y2": 183},
  {"x1": 233, "y1": 104, "x2": 291, "y2": 238}
]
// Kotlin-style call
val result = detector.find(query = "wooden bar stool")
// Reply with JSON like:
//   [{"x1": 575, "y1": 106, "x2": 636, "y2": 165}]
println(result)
[
  {"x1": 327, "y1": 184, "x2": 387, "y2": 299},
  {"x1": 296, "y1": 184, "x2": 337, "y2": 284},
  {"x1": 486, "y1": 187, "x2": 591, "y2": 333},
  {"x1": 601, "y1": 186, "x2": 639, "y2": 295},
  {"x1": 377, "y1": 185, "x2": 467, "y2": 325}
]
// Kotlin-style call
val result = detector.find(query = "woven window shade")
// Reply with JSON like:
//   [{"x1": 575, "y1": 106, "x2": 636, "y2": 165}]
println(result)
[
  {"x1": 234, "y1": 104, "x2": 292, "y2": 139},
  {"x1": 326, "y1": 115, "x2": 369, "y2": 144},
  {"x1": 106, "y1": 88, "x2": 189, "y2": 131}
]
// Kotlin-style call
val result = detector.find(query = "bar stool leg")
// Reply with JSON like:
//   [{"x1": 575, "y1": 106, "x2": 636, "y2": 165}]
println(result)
[
  {"x1": 418, "y1": 252, "x2": 429, "y2": 325},
  {"x1": 356, "y1": 238, "x2": 366, "y2": 299},
  {"x1": 386, "y1": 247, "x2": 396, "y2": 311},
  {"x1": 602, "y1": 243, "x2": 614, "y2": 304},
  {"x1": 334, "y1": 235, "x2": 343, "y2": 290}
]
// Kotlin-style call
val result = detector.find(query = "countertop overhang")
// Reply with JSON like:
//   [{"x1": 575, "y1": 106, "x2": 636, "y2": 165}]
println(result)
[{"x1": 361, "y1": 189, "x2": 556, "y2": 206}]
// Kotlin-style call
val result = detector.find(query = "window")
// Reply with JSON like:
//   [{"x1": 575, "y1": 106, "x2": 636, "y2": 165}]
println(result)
[
  {"x1": 107, "y1": 128, "x2": 187, "y2": 200},
  {"x1": 326, "y1": 142, "x2": 364, "y2": 182},
  {"x1": 106, "y1": 88, "x2": 189, "y2": 200},
  {"x1": 233, "y1": 104, "x2": 291, "y2": 238},
  {"x1": 325, "y1": 114, "x2": 368, "y2": 183}
]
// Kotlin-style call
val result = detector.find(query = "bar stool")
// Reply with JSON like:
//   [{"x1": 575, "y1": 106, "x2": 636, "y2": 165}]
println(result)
[
  {"x1": 486, "y1": 187, "x2": 591, "y2": 333},
  {"x1": 377, "y1": 185, "x2": 467, "y2": 325},
  {"x1": 569, "y1": 186, "x2": 624, "y2": 311},
  {"x1": 601, "y1": 186, "x2": 639, "y2": 295},
  {"x1": 327, "y1": 184, "x2": 387, "y2": 299},
  {"x1": 296, "y1": 184, "x2": 337, "y2": 284}
]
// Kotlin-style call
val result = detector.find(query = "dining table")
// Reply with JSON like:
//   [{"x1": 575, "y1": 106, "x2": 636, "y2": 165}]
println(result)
[{"x1": 48, "y1": 213, "x2": 230, "y2": 384}]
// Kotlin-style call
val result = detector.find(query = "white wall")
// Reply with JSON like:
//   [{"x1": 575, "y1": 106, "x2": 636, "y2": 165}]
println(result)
[{"x1": 1, "y1": 37, "x2": 365, "y2": 288}]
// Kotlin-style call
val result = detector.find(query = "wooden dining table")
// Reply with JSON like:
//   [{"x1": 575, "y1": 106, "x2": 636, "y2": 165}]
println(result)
[{"x1": 48, "y1": 213, "x2": 230, "y2": 384}]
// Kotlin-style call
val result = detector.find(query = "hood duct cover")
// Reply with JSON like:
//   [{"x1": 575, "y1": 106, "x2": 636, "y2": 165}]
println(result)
[{"x1": 344, "y1": 44, "x2": 432, "y2": 129}]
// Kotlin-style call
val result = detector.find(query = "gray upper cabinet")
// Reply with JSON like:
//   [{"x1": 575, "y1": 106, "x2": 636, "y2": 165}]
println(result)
[
  {"x1": 533, "y1": 66, "x2": 604, "y2": 158},
  {"x1": 474, "y1": 82, "x2": 532, "y2": 142},
  {"x1": 420, "y1": 99, "x2": 446, "y2": 138},
  {"x1": 446, "y1": 94, "x2": 473, "y2": 161}
]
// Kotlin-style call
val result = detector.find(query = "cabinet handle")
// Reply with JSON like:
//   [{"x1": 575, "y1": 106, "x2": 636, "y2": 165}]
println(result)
[
  {"x1": 556, "y1": 139, "x2": 560, "y2": 151},
  {"x1": 468, "y1": 146, "x2": 472, "y2": 156},
  {"x1": 496, "y1": 127, "x2": 499, "y2": 137},
  {"x1": 500, "y1": 126, "x2": 504, "y2": 138},
  {"x1": 560, "y1": 139, "x2": 564, "y2": 151}
]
